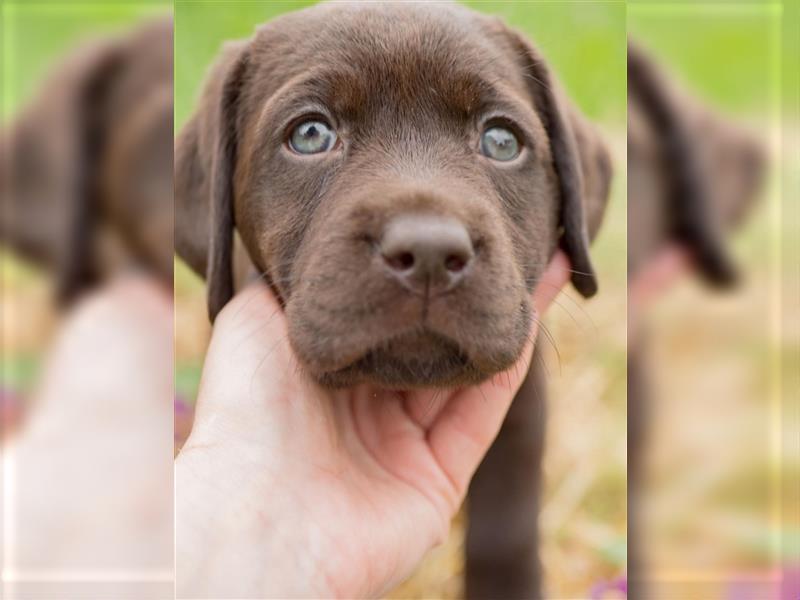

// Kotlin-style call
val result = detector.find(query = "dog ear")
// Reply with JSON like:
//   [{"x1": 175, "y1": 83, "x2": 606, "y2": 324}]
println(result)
[
  {"x1": 100, "y1": 18, "x2": 175, "y2": 286},
  {"x1": 1, "y1": 40, "x2": 124, "y2": 304},
  {"x1": 502, "y1": 29, "x2": 611, "y2": 298},
  {"x1": 175, "y1": 42, "x2": 250, "y2": 321},
  {"x1": 58, "y1": 46, "x2": 126, "y2": 303},
  {"x1": 628, "y1": 40, "x2": 738, "y2": 288}
]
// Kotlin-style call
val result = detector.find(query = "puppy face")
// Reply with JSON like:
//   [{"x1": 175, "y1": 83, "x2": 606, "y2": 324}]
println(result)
[{"x1": 176, "y1": 3, "x2": 611, "y2": 388}]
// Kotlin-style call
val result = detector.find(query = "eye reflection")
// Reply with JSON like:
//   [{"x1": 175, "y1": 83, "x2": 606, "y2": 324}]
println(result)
[
  {"x1": 289, "y1": 119, "x2": 337, "y2": 154},
  {"x1": 480, "y1": 126, "x2": 520, "y2": 161}
]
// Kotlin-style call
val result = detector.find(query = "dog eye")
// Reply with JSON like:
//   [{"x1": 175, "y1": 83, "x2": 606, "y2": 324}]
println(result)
[
  {"x1": 289, "y1": 119, "x2": 337, "y2": 154},
  {"x1": 480, "y1": 126, "x2": 520, "y2": 161}
]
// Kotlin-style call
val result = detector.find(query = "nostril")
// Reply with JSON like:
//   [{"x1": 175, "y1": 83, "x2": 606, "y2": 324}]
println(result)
[
  {"x1": 444, "y1": 254, "x2": 468, "y2": 273},
  {"x1": 379, "y1": 215, "x2": 474, "y2": 290},
  {"x1": 384, "y1": 251, "x2": 415, "y2": 272}
]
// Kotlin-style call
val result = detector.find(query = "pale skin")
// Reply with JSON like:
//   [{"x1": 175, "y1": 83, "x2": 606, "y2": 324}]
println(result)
[
  {"x1": 1, "y1": 244, "x2": 689, "y2": 599},
  {"x1": 175, "y1": 251, "x2": 571, "y2": 599},
  {"x1": 4, "y1": 277, "x2": 174, "y2": 599}
]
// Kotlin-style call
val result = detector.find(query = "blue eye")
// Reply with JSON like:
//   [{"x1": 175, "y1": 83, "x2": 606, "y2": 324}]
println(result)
[
  {"x1": 289, "y1": 119, "x2": 337, "y2": 154},
  {"x1": 480, "y1": 126, "x2": 520, "y2": 161}
]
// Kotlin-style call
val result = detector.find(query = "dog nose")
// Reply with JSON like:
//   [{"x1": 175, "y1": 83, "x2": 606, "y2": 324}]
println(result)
[{"x1": 380, "y1": 215, "x2": 474, "y2": 295}]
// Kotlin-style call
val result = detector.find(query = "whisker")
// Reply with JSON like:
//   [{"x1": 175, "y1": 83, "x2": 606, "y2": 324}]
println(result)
[
  {"x1": 539, "y1": 323, "x2": 562, "y2": 377},
  {"x1": 531, "y1": 282, "x2": 596, "y2": 334},
  {"x1": 534, "y1": 343, "x2": 551, "y2": 379}
]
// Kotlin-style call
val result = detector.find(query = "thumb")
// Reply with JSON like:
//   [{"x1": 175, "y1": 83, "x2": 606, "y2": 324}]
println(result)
[
  {"x1": 533, "y1": 250, "x2": 572, "y2": 315},
  {"x1": 187, "y1": 283, "x2": 295, "y2": 436}
]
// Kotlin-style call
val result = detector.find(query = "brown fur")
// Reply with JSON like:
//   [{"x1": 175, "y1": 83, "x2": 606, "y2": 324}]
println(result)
[
  {"x1": 1, "y1": 17, "x2": 174, "y2": 300},
  {"x1": 175, "y1": 2, "x2": 612, "y2": 389},
  {"x1": 627, "y1": 41, "x2": 765, "y2": 283}
]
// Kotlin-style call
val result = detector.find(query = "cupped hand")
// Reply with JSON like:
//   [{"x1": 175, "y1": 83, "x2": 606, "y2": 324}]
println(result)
[{"x1": 176, "y1": 252, "x2": 570, "y2": 599}]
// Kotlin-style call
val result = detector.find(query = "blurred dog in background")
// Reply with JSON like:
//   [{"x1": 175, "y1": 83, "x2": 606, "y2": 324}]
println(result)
[{"x1": 1, "y1": 17, "x2": 174, "y2": 303}]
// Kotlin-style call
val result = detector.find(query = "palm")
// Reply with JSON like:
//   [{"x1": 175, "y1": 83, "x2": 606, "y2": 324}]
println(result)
[
  {"x1": 177, "y1": 253, "x2": 569, "y2": 598},
  {"x1": 255, "y1": 382, "x2": 527, "y2": 597}
]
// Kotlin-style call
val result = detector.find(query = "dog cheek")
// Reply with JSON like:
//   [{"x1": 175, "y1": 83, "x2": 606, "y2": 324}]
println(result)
[
  {"x1": 283, "y1": 237, "x2": 388, "y2": 375},
  {"x1": 444, "y1": 257, "x2": 529, "y2": 370},
  {"x1": 455, "y1": 221, "x2": 530, "y2": 362}
]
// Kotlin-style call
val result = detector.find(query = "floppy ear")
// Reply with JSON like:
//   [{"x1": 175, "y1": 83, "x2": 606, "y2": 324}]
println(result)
[
  {"x1": 175, "y1": 42, "x2": 249, "y2": 321},
  {"x1": 57, "y1": 46, "x2": 126, "y2": 303},
  {"x1": 628, "y1": 40, "x2": 738, "y2": 288},
  {"x1": 100, "y1": 17, "x2": 175, "y2": 285},
  {"x1": 1, "y1": 40, "x2": 123, "y2": 304},
  {"x1": 504, "y1": 30, "x2": 611, "y2": 298}
]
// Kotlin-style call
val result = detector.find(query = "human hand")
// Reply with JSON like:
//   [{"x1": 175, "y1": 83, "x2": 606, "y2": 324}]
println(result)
[
  {"x1": 6, "y1": 277, "x2": 174, "y2": 598},
  {"x1": 176, "y1": 252, "x2": 571, "y2": 599}
]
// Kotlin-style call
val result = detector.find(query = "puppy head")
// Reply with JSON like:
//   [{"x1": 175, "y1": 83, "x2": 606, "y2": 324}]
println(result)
[
  {"x1": 0, "y1": 17, "x2": 174, "y2": 302},
  {"x1": 176, "y1": 3, "x2": 611, "y2": 388},
  {"x1": 0, "y1": 39, "x2": 115, "y2": 301},
  {"x1": 100, "y1": 17, "x2": 175, "y2": 283}
]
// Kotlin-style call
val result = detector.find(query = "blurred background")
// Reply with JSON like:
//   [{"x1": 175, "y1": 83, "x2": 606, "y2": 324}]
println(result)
[
  {"x1": 2, "y1": 2, "x2": 174, "y2": 598},
  {"x1": 1, "y1": 0, "x2": 172, "y2": 444},
  {"x1": 628, "y1": 2, "x2": 798, "y2": 599},
  {"x1": 174, "y1": 2, "x2": 627, "y2": 598}
]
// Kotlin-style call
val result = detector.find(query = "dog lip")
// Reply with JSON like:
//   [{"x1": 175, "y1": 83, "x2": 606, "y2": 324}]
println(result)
[
  {"x1": 317, "y1": 326, "x2": 472, "y2": 381},
  {"x1": 297, "y1": 288, "x2": 532, "y2": 385}
]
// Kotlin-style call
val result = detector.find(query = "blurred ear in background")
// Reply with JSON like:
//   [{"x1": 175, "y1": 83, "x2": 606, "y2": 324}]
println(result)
[{"x1": 1, "y1": 17, "x2": 174, "y2": 304}]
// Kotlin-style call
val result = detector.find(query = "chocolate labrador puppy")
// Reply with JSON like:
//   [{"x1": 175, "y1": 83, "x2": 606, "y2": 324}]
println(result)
[
  {"x1": 176, "y1": 3, "x2": 612, "y2": 597},
  {"x1": 627, "y1": 40, "x2": 765, "y2": 596},
  {"x1": 1, "y1": 17, "x2": 174, "y2": 301}
]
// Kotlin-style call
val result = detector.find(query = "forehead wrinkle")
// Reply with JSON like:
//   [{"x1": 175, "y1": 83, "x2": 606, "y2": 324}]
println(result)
[
  {"x1": 322, "y1": 60, "x2": 513, "y2": 123},
  {"x1": 250, "y1": 70, "x2": 336, "y2": 145},
  {"x1": 312, "y1": 23, "x2": 518, "y2": 119},
  {"x1": 248, "y1": 14, "x2": 536, "y2": 146},
  {"x1": 261, "y1": 66, "x2": 512, "y2": 129},
  {"x1": 249, "y1": 4, "x2": 526, "y2": 124}
]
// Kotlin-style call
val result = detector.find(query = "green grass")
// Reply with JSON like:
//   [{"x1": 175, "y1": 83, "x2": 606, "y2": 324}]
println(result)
[
  {"x1": 2, "y1": 354, "x2": 40, "y2": 391},
  {"x1": 175, "y1": 362, "x2": 203, "y2": 400},
  {"x1": 628, "y1": 3, "x2": 784, "y2": 115},
  {"x1": 2, "y1": 1, "x2": 171, "y2": 120}
]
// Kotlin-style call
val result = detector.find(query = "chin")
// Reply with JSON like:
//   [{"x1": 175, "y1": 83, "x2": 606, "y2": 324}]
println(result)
[{"x1": 310, "y1": 329, "x2": 517, "y2": 390}]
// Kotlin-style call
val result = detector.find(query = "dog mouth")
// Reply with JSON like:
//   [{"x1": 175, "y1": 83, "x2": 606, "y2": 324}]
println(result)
[{"x1": 316, "y1": 328, "x2": 487, "y2": 389}]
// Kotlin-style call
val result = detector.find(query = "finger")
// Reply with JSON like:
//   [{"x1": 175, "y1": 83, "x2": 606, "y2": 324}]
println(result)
[
  {"x1": 481, "y1": 249, "x2": 571, "y2": 396},
  {"x1": 533, "y1": 250, "x2": 572, "y2": 314},
  {"x1": 402, "y1": 390, "x2": 452, "y2": 429},
  {"x1": 425, "y1": 251, "x2": 571, "y2": 500},
  {"x1": 425, "y1": 383, "x2": 515, "y2": 503},
  {"x1": 213, "y1": 281, "x2": 286, "y2": 341},
  {"x1": 205, "y1": 281, "x2": 289, "y2": 374},
  {"x1": 189, "y1": 282, "x2": 295, "y2": 428}
]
